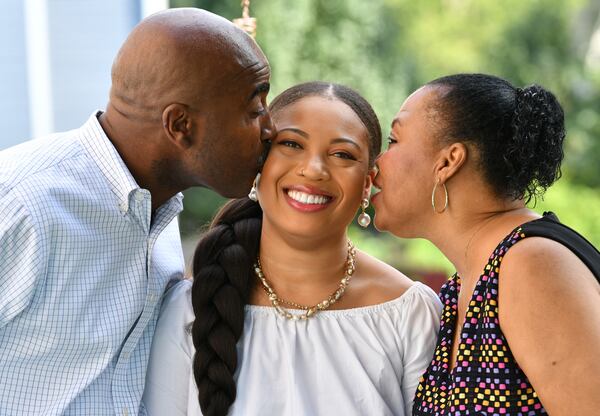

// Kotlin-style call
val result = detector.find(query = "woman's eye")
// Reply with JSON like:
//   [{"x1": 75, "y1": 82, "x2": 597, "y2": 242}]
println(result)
[
  {"x1": 332, "y1": 151, "x2": 356, "y2": 160},
  {"x1": 387, "y1": 136, "x2": 397, "y2": 145},
  {"x1": 279, "y1": 140, "x2": 302, "y2": 149}
]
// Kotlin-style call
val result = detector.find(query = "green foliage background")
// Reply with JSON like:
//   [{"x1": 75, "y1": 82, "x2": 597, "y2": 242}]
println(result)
[{"x1": 171, "y1": 0, "x2": 600, "y2": 277}]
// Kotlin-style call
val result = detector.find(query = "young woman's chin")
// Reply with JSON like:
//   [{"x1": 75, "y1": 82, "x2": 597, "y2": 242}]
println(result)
[
  {"x1": 279, "y1": 224, "x2": 347, "y2": 243},
  {"x1": 265, "y1": 209, "x2": 352, "y2": 241}
]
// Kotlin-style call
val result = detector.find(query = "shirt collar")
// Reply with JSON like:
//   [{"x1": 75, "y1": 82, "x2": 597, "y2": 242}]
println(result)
[{"x1": 78, "y1": 111, "x2": 183, "y2": 214}]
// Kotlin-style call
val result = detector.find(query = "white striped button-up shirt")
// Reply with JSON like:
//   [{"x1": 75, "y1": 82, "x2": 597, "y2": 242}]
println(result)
[{"x1": 0, "y1": 112, "x2": 185, "y2": 415}]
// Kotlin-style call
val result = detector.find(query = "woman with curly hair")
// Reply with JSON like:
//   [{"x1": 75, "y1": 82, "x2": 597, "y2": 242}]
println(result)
[
  {"x1": 142, "y1": 81, "x2": 442, "y2": 416},
  {"x1": 372, "y1": 73, "x2": 600, "y2": 415}
]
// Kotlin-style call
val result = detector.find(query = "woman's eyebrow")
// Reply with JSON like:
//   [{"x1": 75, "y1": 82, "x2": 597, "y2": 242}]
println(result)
[
  {"x1": 331, "y1": 137, "x2": 361, "y2": 150},
  {"x1": 277, "y1": 129, "x2": 361, "y2": 150},
  {"x1": 277, "y1": 127, "x2": 309, "y2": 138}
]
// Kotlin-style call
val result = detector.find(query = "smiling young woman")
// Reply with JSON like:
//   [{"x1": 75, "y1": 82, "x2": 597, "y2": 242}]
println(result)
[
  {"x1": 142, "y1": 82, "x2": 443, "y2": 416},
  {"x1": 258, "y1": 95, "x2": 372, "y2": 243}
]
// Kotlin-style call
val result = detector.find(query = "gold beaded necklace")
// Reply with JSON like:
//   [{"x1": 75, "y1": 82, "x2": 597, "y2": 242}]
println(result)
[{"x1": 253, "y1": 240, "x2": 357, "y2": 321}]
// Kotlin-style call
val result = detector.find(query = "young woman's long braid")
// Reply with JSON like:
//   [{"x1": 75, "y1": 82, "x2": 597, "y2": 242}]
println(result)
[
  {"x1": 190, "y1": 81, "x2": 381, "y2": 416},
  {"x1": 190, "y1": 198, "x2": 262, "y2": 416}
]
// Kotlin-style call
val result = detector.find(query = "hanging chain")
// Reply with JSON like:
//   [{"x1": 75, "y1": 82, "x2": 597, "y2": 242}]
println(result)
[
  {"x1": 233, "y1": 0, "x2": 257, "y2": 38},
  {"x1": 241, "y1": 0, "x2": 250, "y2": 19}
]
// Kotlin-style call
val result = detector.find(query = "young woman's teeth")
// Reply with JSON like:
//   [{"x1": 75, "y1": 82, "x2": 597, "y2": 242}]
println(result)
[{"x1": 287, "y1": 190, "x2": 331, "y2": 205}]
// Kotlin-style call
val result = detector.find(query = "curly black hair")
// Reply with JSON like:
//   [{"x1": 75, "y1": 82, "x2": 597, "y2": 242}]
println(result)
[
  {"x1": 427, "y1": 73, "x2": 565, "y2": 203},
  {"x1": 190, "y1": 81, "x2": 382, "y2": 416}
]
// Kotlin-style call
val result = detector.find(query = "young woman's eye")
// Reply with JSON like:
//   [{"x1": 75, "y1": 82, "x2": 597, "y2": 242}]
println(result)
[
  {"x1": 387, "y1": 136, "x2": 397, "y2": 145},
  {"x1": 279, "y1": 140, "x2": 302, "y2": 149},
  {"x1": 332, "y1": 151, "x2": 356, "y2": 160}
]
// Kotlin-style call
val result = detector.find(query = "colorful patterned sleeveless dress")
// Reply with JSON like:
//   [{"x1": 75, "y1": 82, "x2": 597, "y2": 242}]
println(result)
[{"x1": 413, "y1": 226, "x2": 547, "y2": 415}]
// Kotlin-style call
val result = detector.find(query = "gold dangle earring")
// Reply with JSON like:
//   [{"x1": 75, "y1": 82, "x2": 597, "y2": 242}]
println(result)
[
  {"x1": 248, "y1": 173, "x2": 261, "y2": 202},
  {"x1": 357, "y1": 198, "x2": 371, "y2": 228},
  {"x1": 431, "y1": 178, "x2": 448, "y2": 213}
]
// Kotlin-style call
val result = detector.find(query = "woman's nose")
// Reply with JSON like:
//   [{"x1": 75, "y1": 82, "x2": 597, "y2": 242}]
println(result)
[{"x1": 297, "y1": 154, "x2": 330, "y2": 181}]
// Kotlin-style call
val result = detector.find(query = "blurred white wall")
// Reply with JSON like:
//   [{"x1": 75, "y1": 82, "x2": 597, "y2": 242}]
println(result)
[
  {"x1": 0, "y1": 1, "x2": 30, "y2": 148},
  {"x1": 0, "y1": 0, "x2": 168, "y2": 150}
]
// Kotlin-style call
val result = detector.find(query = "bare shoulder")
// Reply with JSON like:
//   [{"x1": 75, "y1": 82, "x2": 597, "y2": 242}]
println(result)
[
  {"x1": 500, "y1": 236, "x2": 598, "y2": 296},
  {"x1": 347, "y1": 249, "x2": 416, "y2": 306},
  {"x1": 497, "y1": 237, "x2": 600, "y2": 413},
  {"x1": 498, "y1": 235, "x2": 600, "y2": 355},
  {"x1": 498, "y1": 236, "x2": 599, "y2": 322}
]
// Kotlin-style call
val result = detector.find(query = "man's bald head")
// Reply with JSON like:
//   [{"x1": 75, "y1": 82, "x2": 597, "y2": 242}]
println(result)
[
  {"x1": 109, "y1": 8, "x2": 267, "y2": 121},
  {"x1": 100, "y1": 8, "x2": 274, "y2": 205}
]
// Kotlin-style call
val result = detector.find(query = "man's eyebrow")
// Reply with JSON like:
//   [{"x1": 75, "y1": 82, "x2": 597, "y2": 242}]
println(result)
[{"x1": 249, "y1": 82, "x2": 270, "y2": 101}]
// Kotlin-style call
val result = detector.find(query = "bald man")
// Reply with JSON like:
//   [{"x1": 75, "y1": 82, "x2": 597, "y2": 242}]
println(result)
[{"x1": 0, "y1": 9, "x2": 273, "y2": 416}]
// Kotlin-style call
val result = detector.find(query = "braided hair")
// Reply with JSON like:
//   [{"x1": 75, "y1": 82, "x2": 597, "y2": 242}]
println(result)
[
  {"x1": 190, "y1": 81, "x2": 381, "y2": 416},
  {"x1": 427, "y1": 73, "x2": 565, "y2": 203}
]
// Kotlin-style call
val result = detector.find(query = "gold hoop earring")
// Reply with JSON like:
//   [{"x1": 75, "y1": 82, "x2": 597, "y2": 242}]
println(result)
[
  {"x1": 431, "y1": 179, "x2": 448, "y2": 213},
  {"x1": 248, "y1": 173, "x2": 261, "y2": 202},
  {"x1": 357, "y1": 198, "x2": 371, "y2": 228}
]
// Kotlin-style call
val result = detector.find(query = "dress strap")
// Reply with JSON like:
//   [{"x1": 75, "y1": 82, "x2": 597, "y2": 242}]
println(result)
[{"x1": 484, "y1": 222, "x2": 527, "y2": 266}]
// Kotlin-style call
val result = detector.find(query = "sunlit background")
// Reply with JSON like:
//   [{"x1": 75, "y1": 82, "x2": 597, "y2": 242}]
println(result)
[{"x1": 2, "y1": 0, "x2": 598, "y2": 290}]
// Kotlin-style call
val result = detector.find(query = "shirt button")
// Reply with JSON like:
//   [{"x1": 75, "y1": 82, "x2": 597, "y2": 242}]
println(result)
[
  {"x1": 134, "y1": 192, "x2": 144, "y2": 202},
  {"x1": 122, "y1": 407, "x2": 129, "y2": 416}
]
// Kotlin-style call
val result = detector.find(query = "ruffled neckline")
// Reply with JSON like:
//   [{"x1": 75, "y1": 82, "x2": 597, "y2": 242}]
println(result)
[{"x1": 244, "y1": 282, "x2": 428, "y2": 317}]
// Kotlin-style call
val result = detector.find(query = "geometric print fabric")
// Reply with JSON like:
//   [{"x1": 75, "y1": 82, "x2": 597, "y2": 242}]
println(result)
[{"x1": 413, "y1": 227, "x2": 546, "y2": 415}]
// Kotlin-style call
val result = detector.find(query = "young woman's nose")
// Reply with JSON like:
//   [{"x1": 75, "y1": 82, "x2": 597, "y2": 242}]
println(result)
[{"x1": 296, "y1": 154, "x2": 330, "y2": 181}]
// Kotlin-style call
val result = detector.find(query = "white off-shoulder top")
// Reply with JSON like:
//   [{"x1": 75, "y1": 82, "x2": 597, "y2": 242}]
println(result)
[{"x1": 142, "y1": 279, "x2": 442, "y2": 416}]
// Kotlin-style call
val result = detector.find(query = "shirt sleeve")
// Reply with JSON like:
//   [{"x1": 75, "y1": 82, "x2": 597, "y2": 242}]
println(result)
[
  {"x1": 0, "y1": 187, "x2": 47, "y2": 328},
  {"x1": 143, "y1": 279, "x2": 196, "y2": 416},
  {"x1": 399, "y1": 284, "x2": 442, "y2": 414}
]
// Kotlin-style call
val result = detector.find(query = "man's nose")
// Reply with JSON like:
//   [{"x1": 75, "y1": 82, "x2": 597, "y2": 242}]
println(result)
[{"x1": 260, "y1": 111, "x2": 276, "y2": 141}]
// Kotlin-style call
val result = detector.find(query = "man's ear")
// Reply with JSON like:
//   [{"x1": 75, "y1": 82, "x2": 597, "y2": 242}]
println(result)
[
  {"x1": 433, "y1": 142, "x2": 468, "y2": 184},
  {"x1": 161, "y1": 104, "x2": 204, "y2": 150}
]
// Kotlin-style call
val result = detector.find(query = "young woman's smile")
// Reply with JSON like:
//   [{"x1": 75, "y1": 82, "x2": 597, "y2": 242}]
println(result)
[{"x1": 283, "y1": 184, "x2": 334, "y2": 212}]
